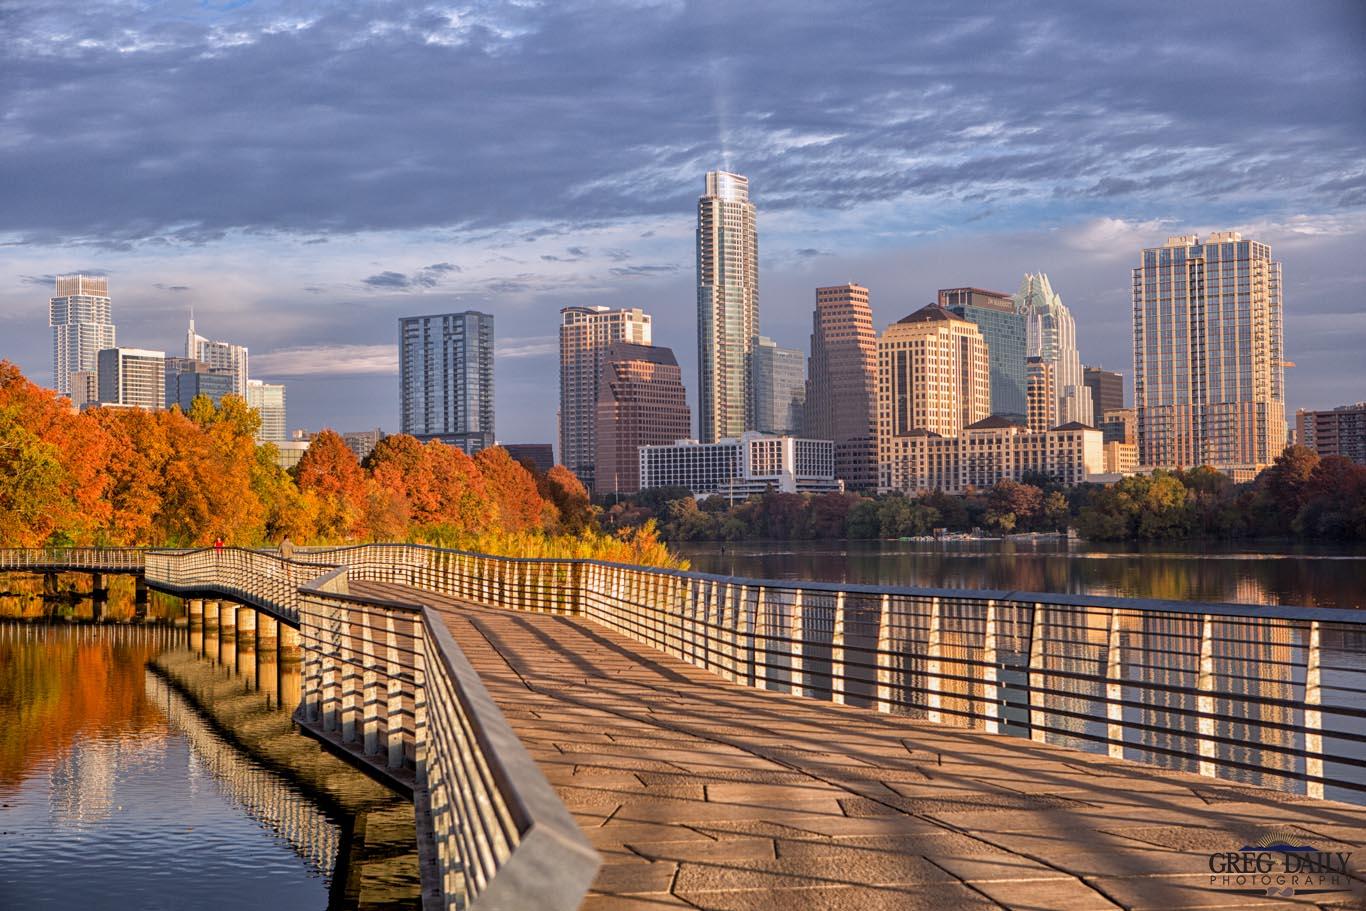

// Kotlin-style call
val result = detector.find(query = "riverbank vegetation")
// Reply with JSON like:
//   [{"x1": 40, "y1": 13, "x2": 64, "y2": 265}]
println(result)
[
  {"x1": 0, "y1": 362, "x2": 677, "y2": 565},
  {"x1": 603, "y1": 446, "x2": 1366, "y2": 544}
]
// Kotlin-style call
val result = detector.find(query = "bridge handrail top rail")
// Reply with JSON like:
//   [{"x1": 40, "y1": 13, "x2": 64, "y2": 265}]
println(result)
[{"x1": 292, "y1": 542, "x2": 1366, "y2": 625}]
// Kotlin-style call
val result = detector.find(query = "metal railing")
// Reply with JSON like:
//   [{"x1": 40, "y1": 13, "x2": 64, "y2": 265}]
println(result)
[
  {"x1": 300, "y1": 542, "x2": 1366, "y2": 804},
  {"x1": 143, "y1": 547, "x2": 601, "y2": 911},
  {"x1": 0, "y1": 546, "x2": 147, "y2": 572}
]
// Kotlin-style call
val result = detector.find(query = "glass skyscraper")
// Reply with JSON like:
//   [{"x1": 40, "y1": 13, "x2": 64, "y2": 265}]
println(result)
[
  {"x1": 939, "y1": 287, "x2": 1027, "y2": 421},
  {"x1": 399, "y1": 311, "x2": 495, "y2": 455},
  {"x1": 696, "y1": 171, "x2": 758, "y2": 442},
  {"x1": 1015, "y1": 273, "x2": 1092, "y2": 427},
  {"x1": 50, "y1": 275, "x2": 116, "y2": 396},
  {"x1": 750, "y1": 336, "x2": 805, "y2": 436},
  {"x1": 1133, "y1": 233, "x2": 1285, "y2": 469}
]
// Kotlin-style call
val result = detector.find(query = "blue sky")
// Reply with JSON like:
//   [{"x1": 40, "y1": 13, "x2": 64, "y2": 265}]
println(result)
[{"x1": 2, "y1": 0, "x2": 1363, "y2": 444}]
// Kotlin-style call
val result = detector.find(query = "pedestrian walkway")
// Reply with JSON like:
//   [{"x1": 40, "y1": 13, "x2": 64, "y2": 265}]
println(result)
[{"x1": 353, "y1": 581, "x2": 1366, "y2": 911}]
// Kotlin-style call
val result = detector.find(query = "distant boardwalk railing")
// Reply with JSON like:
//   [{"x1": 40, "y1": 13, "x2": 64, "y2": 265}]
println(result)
[
  {"x1": 300, "y1": 543, "x2": 1366, "y2": 804},
  {"x1": 0, "y1": 546, "x2": 146, "y2": 572}
]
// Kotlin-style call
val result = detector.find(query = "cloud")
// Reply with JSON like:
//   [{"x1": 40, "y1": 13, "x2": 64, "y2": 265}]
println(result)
[
  {"x1": 609, "y1": 264, "x2": 679, "y2": 276},
  {"x1": 153, "y1": 282, "x2": 191, "y2": 292},
  {"x1": 496, "y1": 335, "x2": 557, "y2": 359},
  {"x1": 252, "y1": 344, "x2": 398, "y2": 376},
  {"x1": 362, "y1": 262, "x2": 461, "y2": 290},
  {"x1": 794, "y1": 248, "x2": 829, "y2": 258},
  {"x1": 363, "y1": 270, "x2": 412, "y2": 289}
]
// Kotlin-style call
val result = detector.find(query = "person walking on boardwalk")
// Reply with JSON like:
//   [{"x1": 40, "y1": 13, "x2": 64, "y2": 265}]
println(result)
[
  {"x1": 213, "y1": 536, "x2": 224, "y2": 551},
  {"x1": 279, "y1": 535, "x2": 295, "y2": 560}
]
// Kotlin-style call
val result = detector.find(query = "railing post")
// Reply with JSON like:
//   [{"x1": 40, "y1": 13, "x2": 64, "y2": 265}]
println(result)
[
  {"x1": 832, "y1": 591, "x2": 846, "y2": 705},
  {"x1": 926, "y1": 596, "x2": 943, "y2": 724},
  {"x1": 876, "y1": 593, "x2": 892, "y2": 713},
  {"x1": 790, "y1": 589, "x2": 804, "y2": 696},
  {"x1": 385, "y1": 609, "x2": 406, "y2": 769},
  {"x1": 982, "y1": 599, "x2": 1000, "y2": 734},
  {"x1": 1305, "y1": 620, "x2": 1324, "y2": 800},
  {"x1": 1106, "y1": 608, "x2": 1125, "y2": 760},
  {"x1": 1028, "y1": 602, "x2": 1046, "y2": 743},
  {"x1": 362, "y1": 604, "x2": 381, "y2": 756},
  {"x1": 753, "y1": 586, "x2": 767, "y2": 689},
  {"x1": 1196, "y1": 613, "x2": 1217, "y2": 779}
]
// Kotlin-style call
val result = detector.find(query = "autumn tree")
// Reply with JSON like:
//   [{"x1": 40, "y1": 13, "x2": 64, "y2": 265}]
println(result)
[
  {"x1": 422, "y1": 441, "x2": 494, "y2": 537},
  {"x1": 541, "y1": 465, "x2": 594, "y2": 534},
  {"x1": 295, "y1": 429, "x2": 367, "y2": 541},
  {"x1": 475, "y1": 446, "x2": 548, "y2": 532}
]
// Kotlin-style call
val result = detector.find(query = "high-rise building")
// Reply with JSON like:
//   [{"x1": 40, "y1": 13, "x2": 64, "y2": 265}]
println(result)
[
  {"x1": 593, "y1": 342, "x2": 691, "y2": 497},
  {"x1": 559, "y1": 306, "x2": 652, "y2": 489},
  {"x1": 69, "y1": 371, "x2": 98, "y2": 410},
  {"x1": 1133, "y1": 233, "x2": 1286, "y2": 469},
  {"x1": 696, "y1": 170, "x2": 758, "y2": 442},
  {"x1": 399, "y1": 311, "x2": 495, "y2": 455},
  {"x1": 165, "y1": 357, "x2": 235, "y2": 411},
  {"x1": 940, "y1": 287, "x2": 1027, "y2": 421},
  {"x1": 501, "y1": 443, "x2": 555, "y2": 475},
  {"x1": 1296, "y1": 404, "x2": 1366, "y2": 465},
  {"x1": 1083, "y1": 366, "x2": 1124, "y2": 427},
  {"x1": 1015, "y1": 273, "x2": 1093, "y2": 426},
  {"x1": 96, "y1": 348, "x2": 164, "y2": 410},
  {"x1": 639, "y1": 433, "x2": 838, "y2": 499},
  {"x1": 1026, "y1": 356, "x2": 1056, "y2": 433},
  {"x1": 804, "y1": 284, "x2": 878, "y2": 491},
  {"x1": 50, "y1": 275, "x2": 116, "y2": 397},
  {"x1": 186, "y1": 318, "x2": 249, "y2": 396},
  {"x1": 750, "y1": 336, "x2": 805, "y2": 436},
  {"x1": 246, "y1": 379, "x2": 287, "y2": 443},
  {"x1": 1099, "y1": 408, "x2": 1137, "y2": 445}
]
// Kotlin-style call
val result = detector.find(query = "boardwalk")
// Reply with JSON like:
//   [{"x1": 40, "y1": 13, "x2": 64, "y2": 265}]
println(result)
[{"x1": 352, "y1": 582, "x2": 1366, "y2": 911}]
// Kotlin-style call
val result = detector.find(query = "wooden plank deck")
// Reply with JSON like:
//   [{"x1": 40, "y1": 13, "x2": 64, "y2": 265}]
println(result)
[{"x1": 352, "y1": 581, "x2": 1366, "y2": 911}]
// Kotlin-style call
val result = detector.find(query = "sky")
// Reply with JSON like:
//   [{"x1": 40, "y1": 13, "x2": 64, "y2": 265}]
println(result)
[{"x1": 2, "y1": 0, "x2": 1363, "y2": 447}]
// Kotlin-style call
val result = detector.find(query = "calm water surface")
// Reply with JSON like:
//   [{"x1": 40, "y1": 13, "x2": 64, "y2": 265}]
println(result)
[
  {"x1": 0, "y1": 623, "x2": 341, "y2": 910},
  {"x1": 674, "y1": 539, "x2": 1366, "y2": 609}
]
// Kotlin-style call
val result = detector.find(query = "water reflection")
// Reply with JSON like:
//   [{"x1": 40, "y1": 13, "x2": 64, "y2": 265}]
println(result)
[{"x1": 676, "y1": 539, "x2": 1366, "y2": 609}]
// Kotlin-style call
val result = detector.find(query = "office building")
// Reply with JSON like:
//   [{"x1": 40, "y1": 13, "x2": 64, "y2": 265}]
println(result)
[
  {"x1": 1099, "y1": 408, "x2": 1137, "y2": 445},
  {"x1": 750, "y1": 336, "x2": 805, "y2": 436},
  {"x1": 1015, "y1": 273, "x2": 1093, "y2": 426},
  {"x1": 50, "y1": 275, "x2": 116, "y2": 397},
  {"x1": 1026, "y1": 357, "x2": 1056, "y2": 433},
  {"x1": 1297, "y1": 404, "x2": 1366, "y2": 465},
  {"x1": 1083, "y1": 366, "x2": 1124, "y2": 426},
  {"x1": 246, "y1": 379, "x2": 287, "y2": 443},
  {"x1": 186, "y1": 318, "x2": 249, "y2": 396},
  {"x1": 69, "y1": 371, "x2": 98, "y2": 410},
  {"x1": 501, "y1": 443, "x2": 555, "y2": 475},
  {"x1": 273, "y1": 440, "x2": 311, "y2": 471},
  {"x1": 876, "y1": 304, "x2": 990, "y2": 440},
  {"x1": 399, "y1": 311, "x2": 495, "y2": 455},
  {"x1": 804, "y1": 284, "x2": 878, "y2": 491},
  {"x1": 97, "y1": 348, "x2": 164, "y2": 411},
  {"x1": 940, "y1": 287, "x2": 1027, "y2": 421},
  {"x1": 639, "y1": 433, "x2": 838, "y2": 499},
  {"x1": 165, "y1": 357, "x2": 235, "y2": 411},
  {"x1": 559, "y1": 306, "x2": 652, "y2": 490},
  {"x1": 879, "y1": 417, "x2": 1104, "y2": 494},
  {"x1": 1104, "y1": 442, "x2": 1140, "y2": 476},
  {"x1": 594, "y1": 343, "x2": 691, "y2": 497},
  {"x1": 696, "y1": 170, "x2": 758, "y2": 441},
  {"x1": 1133, "y1": 233, "x2": 1286, "y2": 469}
]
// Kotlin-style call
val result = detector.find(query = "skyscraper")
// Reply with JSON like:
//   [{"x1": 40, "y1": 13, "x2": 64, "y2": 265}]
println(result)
[
  {"x1": 186, "y1": 318, "x2": 249, "y2": 397},
  {"x1": 876, "y1": 305, "x2": 990, "y2": 490},
  {"x1": 165, "y1": 357, "x2": 235, "y2": 411},
  {"x1": 1083, "y1": 366, "x2": 1124, "y2": 426},
  {"x1": 696, "y1": 170, "x2": 758, "y2": 441},
  {"x1": 593, "y1": 342, "x2": 691, "y2": 497},
  {"x1": 1133, "y1": 233, "x2": 1286, "y2": 469},
  {"x1": 399, "y1": 311, "x2": 495, "y2": 455},
  {"x1": 50, "y1": 275, "x2": 116, "y2": 396},
  {"x1": 804, "y1": 284, "x2": 878, "y2": 491},
  {"x1": 246, "y1": 379, "x2": 287, "y2": 443},
  {"x1": 1015, "y1": 273, "x2": 1093, "y2": 426},
  {"x1": 559, "y1": 306, "x2": 652, "y2": 489},
  {"x1": 939, "y1": 287, "x2": 1027, "y2": 421},
  {"x1": 750, "y1": 336, "x2": 805, "y2": 436},
  {"x1": 1026, "y1": 356, "x2": 1056, "y2": 433},
  {"x1": 96, "y1": 348, "x2": 164, "y2": 410}
]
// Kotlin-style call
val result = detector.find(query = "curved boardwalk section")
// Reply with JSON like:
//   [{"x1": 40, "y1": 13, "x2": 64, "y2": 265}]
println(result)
[{"x1": 353, "y1": 581, "x2": 1366, "y2": 911}]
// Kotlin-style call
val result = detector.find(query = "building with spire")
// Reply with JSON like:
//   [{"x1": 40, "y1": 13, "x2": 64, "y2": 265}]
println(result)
[
  {"x1": 186, "y1": 316, "x2": 249, "y2": 397},
  {"x1": 804, "y1": 283, "x2": 878, "y2": 491},
  {"x1": 1015, "y1": 273, "x2": 1092, "y2": 427},
  {"x1": 696, "y1": 170, "x2": 758, "y2": 442},
  {"x1": 49, "y1": 275, "x2": 116, "y2": 397}
]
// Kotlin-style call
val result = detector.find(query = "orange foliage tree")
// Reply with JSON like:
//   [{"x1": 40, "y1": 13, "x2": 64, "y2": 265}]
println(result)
[{"x1": 474, "y1": 446, "x2": 547, "y2": 532}]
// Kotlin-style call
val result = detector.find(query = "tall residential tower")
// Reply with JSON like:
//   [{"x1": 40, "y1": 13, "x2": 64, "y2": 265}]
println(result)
[
  {"x1": 50, "y1": 275, "x2": 116, "y2": 396},
  {"x1": 1133, "y1": 233, "x2": 1285, "y2": 469},
  {"x1": 750, "y1": 336, "x2": 805, "y2": 436},
  {"x1": 804, "y1": 284, "x2": 878, "y2": 490},
  {"x1": 399, "y1": 311, "x2": 495, "y2": 455},
  {"x1": 1015, "y1": 273, "x2": 1092, "y2": 426},
  {"x1": 696, "y1": 170, "x2": 758, "y2": 441},
  {"x1": 559, "y1": 306, "x2": 652, "y2": 490}
]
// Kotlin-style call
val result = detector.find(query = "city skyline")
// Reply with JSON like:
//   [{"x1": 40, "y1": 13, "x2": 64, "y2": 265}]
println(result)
[{"x1": 1, "y1": 2, "x2": 1362, "y2": 442}]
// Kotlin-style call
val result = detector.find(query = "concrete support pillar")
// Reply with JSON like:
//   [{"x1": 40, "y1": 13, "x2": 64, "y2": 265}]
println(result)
[
  {"x1": 257, "y1": 612, "x2": 279, "y2": 705},
  {"x1": 279, "y1": 623, "x2": 302, "y2": 712},
  {"x1": 203, "y1": 600, "x2": 220, "y2": 661},
  {"x1": 188, "y1": 599, "x2": 204, "y2": 656},
  {"x1": 219, "y1": 600, "x2": 237, "y2": 668},
  {"x1": 134, "y1": 575, "x2": 148, "y2": 605},
  {"x1": 236, "y1": 606, "x2": 257, "y2": 689},
  {"x1": 91, "y1": 572, "x2": 108, "y2": 602}
]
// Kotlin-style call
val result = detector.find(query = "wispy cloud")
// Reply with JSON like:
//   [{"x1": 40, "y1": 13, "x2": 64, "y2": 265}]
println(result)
[
  {"x1": 253, "y1": 344, "x2": 398, "y2": 376},
  {"x1": 496, "y1": 335, "x2": 556, "y2": 359}
]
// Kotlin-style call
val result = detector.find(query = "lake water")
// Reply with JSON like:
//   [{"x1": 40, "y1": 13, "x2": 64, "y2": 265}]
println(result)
[
  {"x1": 672, "y1": 539, "x2": 1366, "y2": 609},
  {"x1": 0, "y1": 622, "x2": 367, "y2": 910}
]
